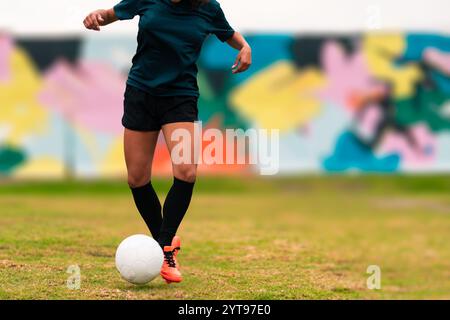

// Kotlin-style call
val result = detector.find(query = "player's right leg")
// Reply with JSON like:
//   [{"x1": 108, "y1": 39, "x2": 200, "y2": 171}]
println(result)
[
  {"x1": 122, "y1": 84, "x2": 163, "y2": 239},
  {"x1": 124, "y1": 128, "x2": 162, "y2": 239}
]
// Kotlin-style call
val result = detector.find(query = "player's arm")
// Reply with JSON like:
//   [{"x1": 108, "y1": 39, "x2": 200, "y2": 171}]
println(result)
[
  {"x1": 226, "y1": 32, "x2": 252, "y2": 74},
  {"x1": 83, "y1": 8, "x2": 118, "y2": 31}
]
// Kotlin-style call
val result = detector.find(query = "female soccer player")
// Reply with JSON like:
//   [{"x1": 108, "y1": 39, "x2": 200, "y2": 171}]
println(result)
[{"x1": 83, "y1": 0, "x2": 252, "y2": 284}]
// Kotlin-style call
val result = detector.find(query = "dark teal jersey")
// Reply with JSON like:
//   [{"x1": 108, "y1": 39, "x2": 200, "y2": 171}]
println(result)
[{"x1": 114, "y1": 0, "x2": 235, "y2": 97}]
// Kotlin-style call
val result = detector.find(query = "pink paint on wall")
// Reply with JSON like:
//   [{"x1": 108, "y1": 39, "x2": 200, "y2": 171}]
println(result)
[
  {"x1": 0, "y1": 34, "x2": 13, "y2": 82},
  {"x1": 318, "y1": 41, "x2": 378, "y2": 111},
  {"x1": 39, "y1": 60, "x2": 126, "y2": 134},
  {"x1": 355, "y1": 103, "x2": 383, "y2": 140},
  {"x1": 423, "y1": 48, "x2": 450, "y2": 76},
  {"x1": 379, "y1": 123, "x2": 436, "y2": 167}
]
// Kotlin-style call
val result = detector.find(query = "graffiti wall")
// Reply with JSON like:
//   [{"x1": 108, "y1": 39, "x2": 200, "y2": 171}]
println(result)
[{"x1": 1, "y1": 33, "x2": 450, "y2": 178}]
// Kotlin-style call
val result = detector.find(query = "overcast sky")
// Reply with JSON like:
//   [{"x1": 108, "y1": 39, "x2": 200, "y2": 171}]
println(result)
[{"x1": 1, "y1": 0, "x2": 449, "y2": 35}]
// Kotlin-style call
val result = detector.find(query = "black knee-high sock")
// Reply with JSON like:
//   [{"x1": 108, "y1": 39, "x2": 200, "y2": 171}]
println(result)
[
  {"x1": 158, "y1": 177, "x2": 195, "y2": 248},
  {"x1": 131, "y1": 182, "x2": 163, "y2": 239}
]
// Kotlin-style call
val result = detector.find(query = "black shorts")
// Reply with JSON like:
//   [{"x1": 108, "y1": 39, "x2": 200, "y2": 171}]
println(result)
[{"x1": 122, "y1": 85, "x2": 199, "y2": 131}]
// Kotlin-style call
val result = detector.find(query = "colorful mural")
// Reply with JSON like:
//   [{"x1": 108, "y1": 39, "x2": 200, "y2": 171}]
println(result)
[{"x1": 1, "y1": 32, "x2": 450, "y2": 178}]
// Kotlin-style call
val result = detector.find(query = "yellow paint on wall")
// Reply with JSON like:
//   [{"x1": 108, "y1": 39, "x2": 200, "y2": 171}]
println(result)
[
  {"x1": 14, "y1": 157, "x2": 65, "y2": 178},
  {"x1": 100, "y1": 137, "x2": 126, "y2": 177},
  {"x1": 230, "y1": 61, "x2": 325, "y2": 131},
  {"x1": 0, "y1": 47, "x2": 48, "y2": 144},
  {"x1": 363, "y1": 33, "x2": 422, "y2": 98}
]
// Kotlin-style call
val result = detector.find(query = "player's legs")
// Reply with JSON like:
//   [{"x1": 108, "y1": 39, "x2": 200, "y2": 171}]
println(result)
[{"x1": 124, "y1": 128, "x2": 163, "y2": 239}]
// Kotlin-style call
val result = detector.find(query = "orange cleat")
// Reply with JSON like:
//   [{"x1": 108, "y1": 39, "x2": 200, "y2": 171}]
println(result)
[
  {"x1": 160, "y1": 246, "x2": 182, "y2": 284},
  {"x1": 171, "y1": 236, "x2": 181, "y2": 269}
]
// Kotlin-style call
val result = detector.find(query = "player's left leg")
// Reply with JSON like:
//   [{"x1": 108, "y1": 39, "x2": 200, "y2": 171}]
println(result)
[{"x1": 159, "y1": 122, "x2": 198, "y2": 283}]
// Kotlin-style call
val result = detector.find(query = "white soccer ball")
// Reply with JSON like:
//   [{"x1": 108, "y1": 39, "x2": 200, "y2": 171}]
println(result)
[{"x1": 115, "y1": 234, "x2": 164, "y2": 285}]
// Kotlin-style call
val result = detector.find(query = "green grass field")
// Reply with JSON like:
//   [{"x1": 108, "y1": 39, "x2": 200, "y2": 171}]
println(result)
[{"x1": 0, "y1": 176, "x2": 449, "y2": 300}]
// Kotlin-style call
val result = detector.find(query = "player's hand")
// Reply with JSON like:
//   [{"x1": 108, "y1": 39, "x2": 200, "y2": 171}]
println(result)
[
  {"x1": 232, "y1": 45, "x2": 252, "y2": 74},
  {"x1": 83, "y1": 9, "x2": 107, "y2": 31}
]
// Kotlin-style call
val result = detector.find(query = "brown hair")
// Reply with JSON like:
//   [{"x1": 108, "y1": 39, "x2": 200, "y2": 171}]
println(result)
[{"x1": 190, "y1": 0, "x2": 209, "y2": 7}]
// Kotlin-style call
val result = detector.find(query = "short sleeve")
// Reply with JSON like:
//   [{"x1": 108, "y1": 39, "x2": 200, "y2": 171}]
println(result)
[
  {"x1": 211, "y1": 5, "x2": 235, "y2": 42},
  {"x1": 114, "y1": 0, "x2": 141, "y2": 20}
]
